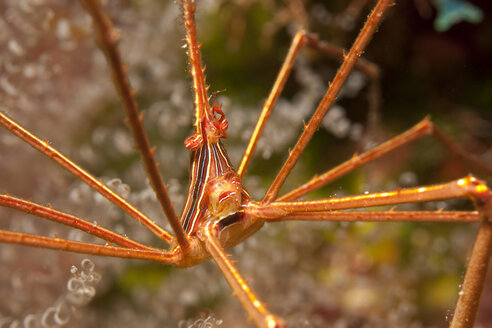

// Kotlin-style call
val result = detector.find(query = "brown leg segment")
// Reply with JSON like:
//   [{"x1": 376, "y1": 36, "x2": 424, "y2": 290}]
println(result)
[
  {"x1": 279, "y1": 118, "x2": 433, "y2": 201},
  {"x1": 0, "y1": 112, "x2": 174, "y2": 245},
  {"x1": 279, "y1": 118, "x2": 492, "y2": 202},
  {"x1": 199, "y1": 222, "x2": 284, "y2": 328},
  {"x1": 249, "y1": 176, "x2": 490, "y2": 219},
  {"x1": 238, "y1": 30, "x2": 308, "y2": 178},
  {"x1": 274, "y1": 211, "x2": 481, "y2": 223},
  {"x1": 450, "y1": 194, "x2": 492, "y2": 327},
  {"x1": 238, "y1": 29, "x2": 382, "y2": 179},
  {"x1": 80, "y1": 0, "x2": 188, "y2": 249},
  {"x1": 0, "y1": 194, "x2": 151, "y2": 250},
  {"x1": 262, "y1": 0, "x2": 393, "y2": 203},
  {"x1": 0, "y1": 230, "x2": 182, "y2": 265}
]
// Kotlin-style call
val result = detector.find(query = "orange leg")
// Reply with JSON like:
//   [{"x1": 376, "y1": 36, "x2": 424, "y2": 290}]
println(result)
[
  {"x1": 262, "y1": 0, "x2": 393, "y2": 203},
  {"x1": 252, "y1": 175, "x2": 492, "y2": 328},
  {"x1": 0, "y1": 194, "x2": 152, "y2": 250},
  {"x1": 252, "y1": 176, "x2": 490, "y2": 217},
  {"x1": 451, "y1": 219, "x2": 492, "y2": 328},
  {"x1": 280, "y1": 118, "x2": 433, "y2": 201},
  {"x1": 303, "y1": 34, "x2": 382, "y2": 141},
  {"x1": 0, "y1": 230, "x2": 181, "y2": 264},
  {"x1": 274, "y1": 211, "x2": 481, "y2": 223},
  {"x1": 279, "y1": 117, "x2": 492, "y2": 201},
  {"x1": 0, "y1": 112, "x2": 174, "y2": 245},
  {"x1": 198, "y1": 222, "x2": 284, "y2": 328},
  {"x1": 237, "y1": 30, "x2": 307, "y2": 178},
  {"x1": 238, "y1": 30, "x2": 382, "y2": 179},
  {"x1": 80, "y1": 0, "x2": 189, "y2": 249}
]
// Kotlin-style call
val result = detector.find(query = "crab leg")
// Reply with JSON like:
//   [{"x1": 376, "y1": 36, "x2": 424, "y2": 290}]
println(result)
[
  {"x1": 0, "y1": 194, "x2": 152, "y2": 250},
  {"x1": 80, "y1": 0, "x2": 188, "y2": 249},
  {"x1": 0, "y1": 230, "x2": 181, "y2": 264},
  {"x1": 180, "y1": 0, "x2": 212, "y2": 127},
  {"x1": 279, "y1": 118, "x2": 492, "y2": 201},
  {"x1": 199, "y1": 222, "x2": 284, "y2": 328},
  {"x1": 304, "y1": 34, "x2": 382, "y2": 140},
  {"x1": 263, "y1": 0, "x2": 393, "y2": 203},
  {"x1": 280, "y1": 118, "x2": 433, "y2": 201},
  {"x1": 238, "y1": 30, "x2": 307, "y2": 178},
  {"x1": 269, "y1": 211, "x2": 481, "y2": 223},
  {"x1": 433, "y1": 126, "x2": 492, "y2": 175},
  {"x1": 0, "y1": 112, "x2": 173, "y2": 245},
  {"x1": 238, "y1": 31, "x2": 382, "y2": 178},
  {"x1": 451, "y1": 218, "x2": 492, "y2": 328},
  {"x1": 251, "y1": 176, "x2": 490, "y2": 218}
]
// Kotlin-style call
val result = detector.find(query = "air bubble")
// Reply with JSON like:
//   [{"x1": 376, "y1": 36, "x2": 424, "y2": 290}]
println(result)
[
  {"x1": 349, "y1": 123, "x2": 363, "y2": 141},
  {"x1": 56, "y1": 19, "x2": 71, "y2": 40},
  {"x1": 342, "y1": 71, "x2": 366, "y2": 97},
  {"x1": 89, "y1": 271, "x2": 102, "y2": 283},
  {"x1": 332, "y1": 117, "x2": 350, "y2": 138},
  {"x1": 7, "y1": 319, "x2": 20, "y2": 328},
  {"x1": 41, "y1": 307, "x2": 57, "y2": 328},
  {"x1": 22, "y1": 64, "x2": 37, "y2": 78},
  {"x1": 67, "y1": 229, "x2": 84, "y2": 242},
  {"x1": 54, "y1": 303, "x2": 71, "y2": 325},
  {"x1": 113, "y1": 129, "x2": 133, "y2": 155},
  {"x1": 0, "y1": 77, "x2": 18, "y2": 96},
  {"x1": 67, "y1": 277, "x2": 83, "y2": 293},
  {"x1": 262, "y1": 148, "x2": 272, "y2": 160},
  {"x1": 82, "y1": 286, "x2": 96, "y2": 298},
  {"x1": 22, "y1": 315, "x2": 37, "y2": 328},
  {"x1": 7, "y1": 40, "x2": 25, "y2": 56},
  {"x1": 399, "y1": 171, "x2": 418, "y2": 187}
]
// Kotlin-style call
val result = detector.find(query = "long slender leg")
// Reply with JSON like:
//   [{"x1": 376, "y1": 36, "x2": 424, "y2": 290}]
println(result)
[
  {"x1": 180, "y1": 0, "x2": 212, "y2": 125},
  {"x1": 198, "y1": 222, "x2": 284, "y2": 328},
  {"x1": 80, "y1": 0, "x2": 189, "y2": 249},
  {"x1": 279, "y1": 117, "x2": 492, "y2": 201},
  {"x1": 304, "y1": 35, "x2": 382, "y2": 140},
  {"x1": 0, "y1": 112, "x2": 174, "y2": 245},
  {"x1": 237, "y1": 30, "x2": 382, "y2": 178},
  {"x1": 337, "y1": 0, "x2": 373, "y2": 26},
  {"x1": 451, "y1": 218, "x2": 492, "y2": 328},
  {"x1": 450, "y1": 193, "x2": 492, "y2": 328},
  {"x1": 249, "y1": 176, "x2": 490, "y2": 218},
  {"x1": 269, "y1": 211, "x2": 481, "y2": 223},
  {"x1": 433, "y1": 126, "x2": 492, "y2": 175},
  {"x1": 263, "y1": 0, "x2": 393, "y2": 203},
  {"x1": 0, "y1": 194, "x2": 152, "y2": 250},
  {"x1": 262, "y1": 177, "x2": 492, "y2": 326},
  {"x1": 0, "y1": 230, "x2": 182, "y2": 264},
  {"x1": 280, "y1": 118, "x2": 433, "y2": 201},
  {"x1": 237, "y1": 30, "x2": 307, "y2": 178}
]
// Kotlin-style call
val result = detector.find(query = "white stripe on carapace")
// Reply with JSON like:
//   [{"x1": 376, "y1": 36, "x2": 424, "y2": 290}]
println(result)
[{"x1": 181, "y1": 140, "x2": 234, "y2": 234}]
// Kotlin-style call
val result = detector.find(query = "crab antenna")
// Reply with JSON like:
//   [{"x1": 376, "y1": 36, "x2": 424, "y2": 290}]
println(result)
[{"x1": 181, "y1": 0, "x2": 211, "y2": 134}]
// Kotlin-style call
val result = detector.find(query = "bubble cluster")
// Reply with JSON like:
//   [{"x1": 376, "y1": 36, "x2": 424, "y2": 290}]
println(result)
[
  {"x1": 66, "y1": 259, "x2": 101, "y2": 306},
  {"x1": 178, "y1": 314, "x2": 223, "y2": 328},
  {"x1": 0, "y1": 259, "x2": 100, "y2": 328}
]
